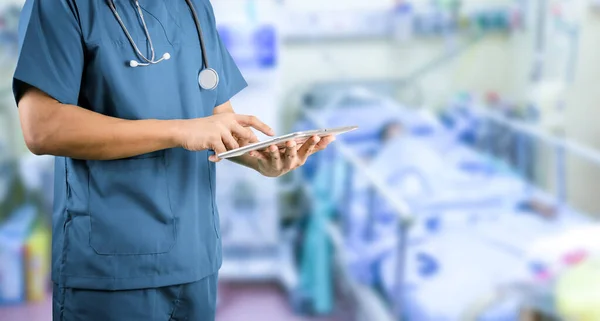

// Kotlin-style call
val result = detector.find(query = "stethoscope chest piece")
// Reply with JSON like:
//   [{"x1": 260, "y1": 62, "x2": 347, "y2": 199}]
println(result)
[{"x1": 199, "y1": 68, "x2": 219, "y2": 91}]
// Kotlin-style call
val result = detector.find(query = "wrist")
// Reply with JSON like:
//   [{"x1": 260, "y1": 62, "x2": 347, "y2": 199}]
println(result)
[{"x1": 165, "y1": 119, "x2": 184, "y2": 148}]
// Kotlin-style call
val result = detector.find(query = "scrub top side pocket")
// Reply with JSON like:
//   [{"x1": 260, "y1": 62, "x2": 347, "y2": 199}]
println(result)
[{"x1": 87, "y1": 151, "x2": 176, "y2": 256}]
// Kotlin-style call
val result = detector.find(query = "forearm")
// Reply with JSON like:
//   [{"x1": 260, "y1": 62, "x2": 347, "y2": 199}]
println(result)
[
  {"x1": 19, "y1": 90, "x2": 181, "y2": 160},
  {"x1": 41, "y1": 107, "x2": 179, "y2": 160}
]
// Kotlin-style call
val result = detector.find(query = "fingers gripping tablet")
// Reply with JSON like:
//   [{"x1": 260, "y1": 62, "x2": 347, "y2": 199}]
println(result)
[{"x1": 217, "y1": 126, "x2": 358, "y2": 159}]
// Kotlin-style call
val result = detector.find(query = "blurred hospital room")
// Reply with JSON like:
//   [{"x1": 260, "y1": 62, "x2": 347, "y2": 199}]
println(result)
[{"x1": 3, "y1": 0, "x2": 600, "y2": 320}]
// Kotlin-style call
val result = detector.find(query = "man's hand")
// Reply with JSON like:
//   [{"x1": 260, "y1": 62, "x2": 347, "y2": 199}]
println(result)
[
  {"x1": 249, "y1": 135, "x2": 336, "y2": 178},
  {"x1": 209, "y1": 100, "x2": 335, "y2": 175},
  {"x1": 175, "y1": 113, "x2": 273, "y2": 161}
]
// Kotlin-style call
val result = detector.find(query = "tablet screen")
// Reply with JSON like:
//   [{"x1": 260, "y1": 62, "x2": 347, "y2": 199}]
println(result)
[{"x1": 217, "y1": 126, "x2": 358, "y2": 159}]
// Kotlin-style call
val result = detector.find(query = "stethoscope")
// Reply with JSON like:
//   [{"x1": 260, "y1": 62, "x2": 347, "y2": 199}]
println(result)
[{"x1": 107, "y1": 0, "x2": 219, "y2": 90}]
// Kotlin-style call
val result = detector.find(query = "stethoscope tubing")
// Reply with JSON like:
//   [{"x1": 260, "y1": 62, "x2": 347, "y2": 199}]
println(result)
[
  {"x1": 184, "y1": 0, "x2": 210, "y2": 69},
  {"x1": 107, "y1": 0, "x2": 211, "y2": 69}
]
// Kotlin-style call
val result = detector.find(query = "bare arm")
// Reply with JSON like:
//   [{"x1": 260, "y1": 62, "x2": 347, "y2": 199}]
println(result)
[
  {"x1": 19, "y1": 87, "x2": 180, "y2": 160},
  {"x1": 19, "y1": 87, "x2": 273, "y2": 161}
]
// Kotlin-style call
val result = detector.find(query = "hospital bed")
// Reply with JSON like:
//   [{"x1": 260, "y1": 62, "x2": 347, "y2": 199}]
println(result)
[{"x1": 293, "y1": 85, "x2": 597, "y2": 321}]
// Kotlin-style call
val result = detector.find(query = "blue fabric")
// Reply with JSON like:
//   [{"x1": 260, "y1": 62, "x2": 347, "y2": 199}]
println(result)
[
  {"x1": 52, "y1": 273, "x2": 219, "y2": 321},
  {"x1": 13, "y1": 0, "x2": 247, "y2": 290}
]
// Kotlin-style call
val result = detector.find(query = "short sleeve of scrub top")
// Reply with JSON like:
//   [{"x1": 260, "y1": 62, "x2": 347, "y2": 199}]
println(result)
[
  {"x1": 12, "y1": 0, "x2": 249, "y2": 291},
  {"x1": 13, "y1": 0, "x2": 84, "y2": 106},
  {"x1": 205, "y1": 2, "x2": 247, "y2": 106},
  {"x1": 215, "y1": 30, "x2": 247, "y2": 106}
]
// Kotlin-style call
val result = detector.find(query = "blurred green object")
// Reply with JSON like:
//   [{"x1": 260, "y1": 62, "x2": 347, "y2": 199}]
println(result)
[
  {"x1": 298, "y1": 158, "x2": 335, "y2": 315},
  {"x1": 475, "y1": 12, "x2": 492, "y2": 31},
  {"x1": 437, "y1": 0, "x2": 461, "y2": 10},
  {"x1": 0, "y1": 160, "x2": 48, "y2": 228},
  {"x1": 456, "y1": 91, "x2": 472, "y2": 103},
  {"x1": 0, "y1": 163, "x2": 26, "y2": 224},
  {"x1": 555, "y1": 258, "x2": 600, "y2": 321},
  {"x1": 24, "y1": 224, "x2": 51, "y2": 302}
]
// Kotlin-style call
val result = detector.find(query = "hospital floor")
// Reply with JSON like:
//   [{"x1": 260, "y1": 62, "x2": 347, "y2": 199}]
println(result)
[{"x1": 0, "y1": 282, "x2": 344, "y2": 321}]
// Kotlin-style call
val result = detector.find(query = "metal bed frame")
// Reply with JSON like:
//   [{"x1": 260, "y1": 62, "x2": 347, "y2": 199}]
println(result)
[
  {"x1": 297, "y1": 81, "x2": 600, "y2": 320},
  {"x1": 291, "y1": 14, "x2": 586, "y2": 319},
  {"x1": 288, "y1": 28, "x2": 513, "y2": 320}
]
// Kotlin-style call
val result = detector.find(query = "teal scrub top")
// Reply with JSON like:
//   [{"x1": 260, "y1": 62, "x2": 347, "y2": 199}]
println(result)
[{"x1": 13, "y1": 0, "x2": 247, "y2": 291}]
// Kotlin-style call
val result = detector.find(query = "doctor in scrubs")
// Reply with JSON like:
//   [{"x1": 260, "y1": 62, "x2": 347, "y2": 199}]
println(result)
[{"x1": 13, "y1": 1, "x2": 334, "y2": 320}]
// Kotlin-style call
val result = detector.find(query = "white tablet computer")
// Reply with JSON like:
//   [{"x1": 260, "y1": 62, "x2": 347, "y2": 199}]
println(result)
[{"x1": 217, "y1": 125, "x2": 358, "y2": 159}]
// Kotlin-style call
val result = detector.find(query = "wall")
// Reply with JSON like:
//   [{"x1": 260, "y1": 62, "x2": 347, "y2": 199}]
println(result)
[
  {"x1": 279, "y1": 0, "x2": 600, "y2": 215},
  {"x1": 564, "y1": 11, "x2": 600, "y2": 214}
]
